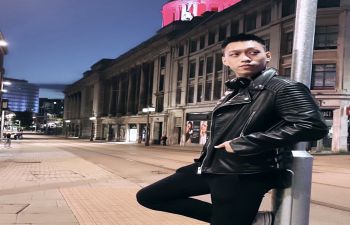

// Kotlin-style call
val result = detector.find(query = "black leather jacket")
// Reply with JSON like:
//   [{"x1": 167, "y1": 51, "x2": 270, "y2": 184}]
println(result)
[{"x1": 197, "y1": 68, "x2": 328, "y2": 174}]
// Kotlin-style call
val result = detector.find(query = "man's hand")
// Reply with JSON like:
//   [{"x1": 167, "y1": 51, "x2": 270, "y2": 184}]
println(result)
[{"x1": 214, "y1": 141, "x2": 234, "y2": 153}]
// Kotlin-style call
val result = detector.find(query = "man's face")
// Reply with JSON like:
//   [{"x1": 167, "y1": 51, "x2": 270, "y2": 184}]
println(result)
[{"x1": 222, "y1": 40, "x2": 271, "y2": 78}]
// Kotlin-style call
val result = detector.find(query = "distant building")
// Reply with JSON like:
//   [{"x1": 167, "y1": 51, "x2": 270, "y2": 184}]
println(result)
[
  {"x1": 2, "y1": 78, "x2": 39, "y2": 113},
  {"x1": 65, "y1": 0, "x2": 349, "y2": 152},
  {"x1": 39, "y1": 98, "x2": 64, "y2": 117}
]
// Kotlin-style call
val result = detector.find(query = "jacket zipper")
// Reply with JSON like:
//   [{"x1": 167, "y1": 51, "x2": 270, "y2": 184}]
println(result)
[{"x1": 240, "y1": 111, "x2": 256, "y2": 137}]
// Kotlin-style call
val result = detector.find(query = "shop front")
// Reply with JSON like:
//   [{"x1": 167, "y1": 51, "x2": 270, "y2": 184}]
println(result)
[{"x1": 185, "y1": 112, "x2": 211, "y2": 145}]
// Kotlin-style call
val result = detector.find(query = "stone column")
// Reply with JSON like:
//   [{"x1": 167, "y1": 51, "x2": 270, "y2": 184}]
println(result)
[
  {"x1": 331, "y1": 107, "x2": 348, "y2": 152},
  {"x1": 126, "y1": 72, "x2": 134, "y2": 115},
  {"x1": 138, "y1": 64, "x2": 147, "y2": 112},
  {"x1": 108, "y1": 80, "x2": 116, "y2": 116},
  {"x1": 116, "y1": 76, "x2": 124, "y2": 115}
]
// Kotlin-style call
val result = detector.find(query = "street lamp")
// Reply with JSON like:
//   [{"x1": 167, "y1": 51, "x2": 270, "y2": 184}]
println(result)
[
  {"x1": 0, "y1": 81, "x2": 11, "y2": 140},
  {"x1": 89, "y1": 116, "x2": 96, "y2": 141},
  {"x1": 142, "y1": 106, "x2": 155, "y2": 146}
]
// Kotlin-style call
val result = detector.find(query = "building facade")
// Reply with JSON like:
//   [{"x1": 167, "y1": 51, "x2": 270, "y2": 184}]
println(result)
[
  {"x1": 65, "y1": 0, "x2": 350, "y2": 152},
  {"x1": 3, "y1": 78, "x2": 39, "y2": 113}
]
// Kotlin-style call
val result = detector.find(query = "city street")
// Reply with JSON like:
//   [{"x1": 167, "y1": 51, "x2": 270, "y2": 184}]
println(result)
[{"x1": 0, "y1": 135, "x2": 349, "y2": 225}]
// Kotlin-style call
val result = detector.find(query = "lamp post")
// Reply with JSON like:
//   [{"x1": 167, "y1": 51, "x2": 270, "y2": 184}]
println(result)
[
  {"x1": 142, "y1": 106, "x2": 155, "y2": 146},
  {"x1": 0, "y1": 81, "x2": 11, "y2": 140},
  {"x1": 89, "y1": 116, "x2": 96, "y2": 141}
]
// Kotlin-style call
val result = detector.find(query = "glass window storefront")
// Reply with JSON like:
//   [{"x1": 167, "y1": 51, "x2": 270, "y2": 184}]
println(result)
[{"x1": 185, "y1": 112, "x2": 211, "y2": 145}]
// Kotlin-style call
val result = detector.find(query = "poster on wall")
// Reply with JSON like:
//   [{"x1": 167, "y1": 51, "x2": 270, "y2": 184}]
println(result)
[
  {"x1": 199, "y1": 121, "x2": 208, "y2": 145},
  {"x1": 185, "y1": 120, "x2": 208, "y2": 144},
  {"x1": 185, "y1": 121, "x2": 194, "y2": 144}
]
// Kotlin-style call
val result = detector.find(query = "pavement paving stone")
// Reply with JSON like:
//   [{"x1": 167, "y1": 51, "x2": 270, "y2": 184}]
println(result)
[{"x1": 61, "y1": 186, "x2": 207, "y2": 225}]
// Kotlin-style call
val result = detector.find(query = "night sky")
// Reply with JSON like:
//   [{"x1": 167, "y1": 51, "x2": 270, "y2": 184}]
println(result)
[{"x1": 0, "y1": 0, "x2": 166, "y2": 97}]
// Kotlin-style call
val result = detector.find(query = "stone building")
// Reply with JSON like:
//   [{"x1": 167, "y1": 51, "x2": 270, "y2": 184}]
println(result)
[{"x1": 64, "y1": 0, "x2": 350, "y2": 152}]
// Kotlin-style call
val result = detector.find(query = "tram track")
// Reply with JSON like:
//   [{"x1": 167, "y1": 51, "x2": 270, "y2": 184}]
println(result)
[{"x1": 56, "y1": 142, "x2": 350, "y2": 214}]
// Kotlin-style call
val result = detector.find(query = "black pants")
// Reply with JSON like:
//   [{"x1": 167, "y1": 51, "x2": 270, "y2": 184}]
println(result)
[{"x1": 136, "y1": 163, "x2": 277, "y2": 225}]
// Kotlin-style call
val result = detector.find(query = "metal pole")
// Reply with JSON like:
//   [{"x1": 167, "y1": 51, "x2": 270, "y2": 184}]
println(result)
[
  {"x1": 0, "y1": 110, "x2": 4, "y2": 140},
  {"x1": 274, "y1": 2, "x2": 318, "y2": 225},
  {"x1": 145, "y1": 110, "x2": 150, "y2": 146},
  {"x1": 291, "y1": 0, "x2": 318, "y2": 87}
]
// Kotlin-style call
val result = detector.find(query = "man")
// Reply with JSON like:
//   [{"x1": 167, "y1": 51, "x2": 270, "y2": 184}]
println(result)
[{"x1": 136, "y1": 33, "x2": 328, "y2": 225}]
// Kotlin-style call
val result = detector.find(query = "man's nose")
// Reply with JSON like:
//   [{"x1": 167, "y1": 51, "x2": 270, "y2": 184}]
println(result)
[{"x1": 240, "y1": 54, "x2": 251, "y2": 62}]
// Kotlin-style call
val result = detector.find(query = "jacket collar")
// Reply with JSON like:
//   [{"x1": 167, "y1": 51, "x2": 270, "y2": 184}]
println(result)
[
  {"x1": 248, "y1": 67, "x2": 278, "y2": 91},
  {"x1": 215, "y1": 68, "x2": 278, "y2": 109}
]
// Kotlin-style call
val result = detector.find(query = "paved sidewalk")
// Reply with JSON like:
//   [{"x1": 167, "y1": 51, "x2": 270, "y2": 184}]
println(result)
[{"x1": 0, "y1": 142, "x2": 207, "y2": 225}]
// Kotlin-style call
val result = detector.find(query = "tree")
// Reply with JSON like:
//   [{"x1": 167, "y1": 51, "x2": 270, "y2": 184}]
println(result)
[{"x1": 13, "y1": 111, "x2": 33, "y2": 128}]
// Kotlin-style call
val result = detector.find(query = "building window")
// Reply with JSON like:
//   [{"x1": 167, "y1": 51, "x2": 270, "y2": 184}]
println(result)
[
  {"x1": 317, "y1": 0, "x2": 340, "y2": 8},
  {"x1": 311, "y1": 64, "x2": 336, "y2": 89},
  {"x1": 176, "y1": 87, "x2": 181, "y2": 105},
  {"x1": 159, "y1": 75, "x2": 164, "y2": 92},
  {"x1": 284, "y1": 32, "x2": 294, "y2": 54},
  {"x1": 199, "y1": 35, "x2": 205, "y2": 49},
  {"x1": 160, "y1": 56, "x2": 166, "y2": 68},
  {"x1": 197, "y1": 83, "x2": 203, "y2": 102},
  {"x1": 314, "y1": 26, "x2": 338, "y2": 50},
  {"x1": 282, "y1": 68, "x2": 291, "y2": 78},
  {"x1": 199, "y1": 58, "x2": 204, "y2": 77},
  {"x1": 261, "y1": 7, "x2": 271, "y2": 26},
  {"x1": 178, "y1": 44, "x2": 185, "y2": 57},
  {"x1": 208, "y1": 30, "x2": 216, "y2": 45},
  {"x1": 205, "y1": 79, "x2": 212, "y2": 101},
  {"x1": 156, "y1": 95, "x2": 164, "y2": 112},
  {"x1": 190, "y1": 39, "x2": 197, "y2": 53},
  {"x1": 282, "y1": 0, "x2": 296, "y2": 17},
  {"x1": 231, "y1": 21, "x2": 239, "y2": 36},
  {"x1": 189, "y1": 61, "x2": 196, "y2": 79},
  {"x1": 261, "y1": 37, "x2": 270, "y2": 51},
  {"x1": 206, "y1": 56, "x2": 214, "y2": 74},
  {"x1": 219, "y1": 25, "x2": 228, "y2": 41},
  {"x1": 178, "y1": 63, "x2": 183, "y2": 81},
  {"x1": 187, "y1": 85, "x2": 195, "y2": 103},
  {"x1": 215, "y1": 53, "x2": 223, "y2": 72},
  {"x1": 244, "y1": 12, "x2": 257, "y2": 32}
]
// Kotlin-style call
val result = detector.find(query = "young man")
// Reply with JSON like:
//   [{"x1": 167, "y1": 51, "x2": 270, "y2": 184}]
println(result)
[{"x1": 136, "y1": 33, "x2": 328, "y2": 225}]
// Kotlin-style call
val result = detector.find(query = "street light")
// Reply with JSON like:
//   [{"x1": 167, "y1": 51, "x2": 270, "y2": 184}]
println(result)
[
  {"x1": 142, "y1": 106, "x2": 155, "y2": 146},
  {"x1": 89, "y1": 116, "x2": 96, "y2": 141},
  {"x1": 0, "y1": 81, "x2": 11, "y2": 140}
]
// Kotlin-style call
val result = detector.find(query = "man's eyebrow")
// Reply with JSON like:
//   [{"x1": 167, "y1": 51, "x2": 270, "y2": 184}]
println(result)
[{"x1": 227, "y1": 47, "x2": 261, "y2": 53}]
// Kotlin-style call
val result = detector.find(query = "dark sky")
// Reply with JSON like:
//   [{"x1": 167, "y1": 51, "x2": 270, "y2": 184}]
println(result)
[{"x1": 0, "y1": 0, "x2": 166, "y2": 89}]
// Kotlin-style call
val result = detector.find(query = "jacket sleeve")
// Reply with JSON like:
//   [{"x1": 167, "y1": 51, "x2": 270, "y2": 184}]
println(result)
[{"x1": 229, "y1": 82, "x2": 328, "y2": 156}]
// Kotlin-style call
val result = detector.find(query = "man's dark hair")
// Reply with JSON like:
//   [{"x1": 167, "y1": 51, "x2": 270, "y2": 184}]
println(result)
[{"x1": 221, "y1": 33, "x2": 266, "y2": 51}]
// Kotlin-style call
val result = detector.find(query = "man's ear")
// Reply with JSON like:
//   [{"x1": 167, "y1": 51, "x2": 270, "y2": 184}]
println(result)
[
  {"x1": 222, "y1": 56, "x2": 229, "y2": 66},
  {"x1": 266, "y1": 51, "x2": 271, "y2": 62}
]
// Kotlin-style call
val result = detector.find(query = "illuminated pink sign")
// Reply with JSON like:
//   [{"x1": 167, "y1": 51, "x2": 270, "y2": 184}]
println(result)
[{"x1": 161, "y1": 0, "x2": 241, "y2": 27}]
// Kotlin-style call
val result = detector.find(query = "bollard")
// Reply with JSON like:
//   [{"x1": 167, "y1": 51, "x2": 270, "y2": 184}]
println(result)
[{"x1": 272, "y1": 151, "x2": 313, "y2": 225}]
